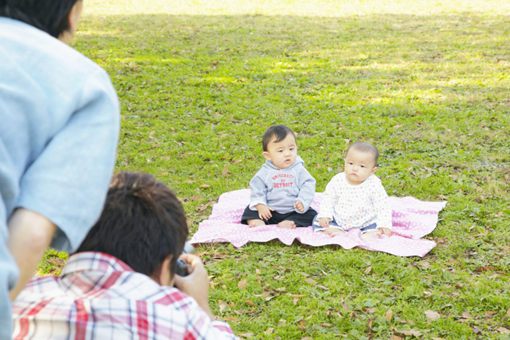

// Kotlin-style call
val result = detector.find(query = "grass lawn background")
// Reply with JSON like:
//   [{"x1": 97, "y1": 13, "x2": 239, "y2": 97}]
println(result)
[{"x1": 41, "y1": 1, "x2": 509, "y2": 338}]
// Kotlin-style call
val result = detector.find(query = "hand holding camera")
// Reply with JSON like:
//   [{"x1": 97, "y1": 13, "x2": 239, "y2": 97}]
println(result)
[
  {"x1": 175, "y1": 242, "x2": 195, "y2": 277},
  {"x1": 173, "y1": 253, "x2": 213, "y2": 318}
]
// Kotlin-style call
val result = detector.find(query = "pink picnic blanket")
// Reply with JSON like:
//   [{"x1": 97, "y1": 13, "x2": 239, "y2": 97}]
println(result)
[{"x1": 190, "y1": 189, "x2": 447, "y2": 257}]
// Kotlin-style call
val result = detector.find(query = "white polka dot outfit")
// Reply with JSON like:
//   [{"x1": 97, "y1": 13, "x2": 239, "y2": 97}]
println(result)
[{"x1": 318, "y1": 172, "x2": 392, "y2": 229}]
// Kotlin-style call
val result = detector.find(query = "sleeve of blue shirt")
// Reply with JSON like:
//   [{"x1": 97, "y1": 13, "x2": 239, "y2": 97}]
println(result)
[{"x1": 16, "y1": 69, "x2": 120, "y2": 252}]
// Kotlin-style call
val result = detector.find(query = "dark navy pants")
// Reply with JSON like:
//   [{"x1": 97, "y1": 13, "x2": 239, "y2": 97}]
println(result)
[{"x1": 241, "y1": 206, "x2": 317, "y2": 228}]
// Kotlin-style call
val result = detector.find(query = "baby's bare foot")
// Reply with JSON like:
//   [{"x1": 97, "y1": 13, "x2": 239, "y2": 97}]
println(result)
[
  {"x1": 325, "y1": 228, "x2": 345, "y2": 237},
  {"x1": 361, "y1": 230, "x2": 379, "y2": 241},
  {"x1": 277, "y1": 220, "x2": 296, "y2": 229},
  {"x1": 248, "y1": 219, "x2": 266, "y2": 228}
]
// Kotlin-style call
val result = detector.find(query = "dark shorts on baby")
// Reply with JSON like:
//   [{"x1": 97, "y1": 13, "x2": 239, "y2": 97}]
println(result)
[{"x1": 241, "y1": 206, "x2": 318, "y2": 228}]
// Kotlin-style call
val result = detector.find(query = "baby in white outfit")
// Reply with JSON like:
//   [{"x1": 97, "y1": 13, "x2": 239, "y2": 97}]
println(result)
[{"x1": 314, "y1": 142, "x2": 392, "y2": 237}]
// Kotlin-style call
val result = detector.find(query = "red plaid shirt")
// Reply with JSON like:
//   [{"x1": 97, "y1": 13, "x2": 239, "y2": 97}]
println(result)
[{"x1": 12, "y1": 252, "x2": 236, "y2": 339}]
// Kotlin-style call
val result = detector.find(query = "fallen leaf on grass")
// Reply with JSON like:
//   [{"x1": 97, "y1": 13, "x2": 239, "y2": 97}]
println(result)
[
  {"x1": 460, "y1": 311, "x2": 472, "y2": 320},
  {"x1": 498, "y1": 327, "x2": 510, "y2": 334},
  {"x1": 364, "y1": 266, "x2": 372, "y2": 274},
  {"x1": 237, "y1": 279, "x2": 247, "y2": 289},
  {"x1": 342, "y1": 302, "x2": 351, "y2": 313},
  {"x1": 273, "y1": 274, "x2": 284, "y2": 281},
  {"x1": 425, "y1": 310, "x2": 441, "y2": 321},
  {"x1": 367, "y1": 318, "x2": 374, "y2": 329},
  {"x1": 418, "y1": 261, "x2": 431, "y2": 269},
  {"x1": 222, "y1": 316, "x2": 238, "y2": 322},
  {"x1": 264, "y1": 295, "x2": 276, "y2": 302},
  {"x1": 197, "y1": 203, "x2": 211, "y2": 212},
  {"x1": 435, "y1": 237, "x2": 447, "y2": 245},
  {"x1": 218, "y1": 301, "x2": 228, "y2": 313},
  {"x1": 304, "y1": 277, "x2": 317, "y2": 285},
  {"x1": 211, "y1": 253, "x2": 228, "y2": 259},
  {"x1": 365, "y1": 307, "x2": 376, "y2": 314},
  {"x1": 395, "y1": 329, "x2": 422, "y2": 337},
  {"x1": 222, "y1": 166, "x2": 230, "y2": 177},
  {"x1": 484, "y1": 310, "x2": 497, "y2": 318},
  {"x1": 264, "y1": 327, "x2": 274, "y2": 335},
  {"x1": 475, "y1": 265, "x2": 497, "y2": 272},
  {"x1": 385, "y1": 309, "x2": 394, "y2": 322}
]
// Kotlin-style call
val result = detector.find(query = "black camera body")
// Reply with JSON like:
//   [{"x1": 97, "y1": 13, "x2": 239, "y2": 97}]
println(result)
[{"x1": 175, "y1": 242, "x2": 194, "y2": 277}]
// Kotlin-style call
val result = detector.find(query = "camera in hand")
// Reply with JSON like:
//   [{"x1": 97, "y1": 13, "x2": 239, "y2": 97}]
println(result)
[
  {"x1": 175, "y1": 259, "x2": 189, "y2": 276},
  {"x1": 175, "y1": 242, "x2": 195, "y2": 277}
]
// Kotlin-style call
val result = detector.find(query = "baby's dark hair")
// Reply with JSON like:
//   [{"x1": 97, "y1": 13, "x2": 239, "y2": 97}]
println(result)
[
  {"x1": 262, "y1": 125, "x2": 296, "y2": 151},
  {"x1": 347, "y1": 142, "x2": 380, "y2": 164}
]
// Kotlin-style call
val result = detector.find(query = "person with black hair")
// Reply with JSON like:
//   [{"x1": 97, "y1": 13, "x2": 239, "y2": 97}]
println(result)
[
  {"x1": 0, "y1": 1, "x2": 120, "y2": 336},
  {"x1": 12, "y1": 172, "x2": 236, "y2": 339},
  {"x1": 241, "y1": 125, "x2": 318, "y2": 228}
]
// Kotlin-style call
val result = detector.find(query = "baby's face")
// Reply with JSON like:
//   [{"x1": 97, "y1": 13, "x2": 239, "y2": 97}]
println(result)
[
  {"x1": 263, "y1": 134, "x2": 298, "y2": 169},
  {"x1": 344, "y1": 148, "x2": 377, "y2": 185}
]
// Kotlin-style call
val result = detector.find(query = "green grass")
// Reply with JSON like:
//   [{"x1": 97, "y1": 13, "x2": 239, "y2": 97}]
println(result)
[{"x1": 40, "y1": 1, "x2": 509, "y2": 338}]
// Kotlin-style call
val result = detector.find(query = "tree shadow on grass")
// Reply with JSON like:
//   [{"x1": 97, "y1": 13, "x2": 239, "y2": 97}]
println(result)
[
  {"x1": 76, "y1": 13, "x2": 508, "y2": 125},
  {"x1": 77, "y1": 13, "x2": 508, "y2": 172}
]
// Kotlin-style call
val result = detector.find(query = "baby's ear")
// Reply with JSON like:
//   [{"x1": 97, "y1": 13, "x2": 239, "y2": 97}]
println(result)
[
  {"x1": 372, "y1": 165, "x2": 378, "y2": 173},
  {"x1": 262, "y1": 151, "x2": 271, "y2": 160}
]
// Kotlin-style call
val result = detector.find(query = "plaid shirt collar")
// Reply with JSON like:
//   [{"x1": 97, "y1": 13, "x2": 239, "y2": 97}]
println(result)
[{"x1": 62, "y1": 251, "x2": 134, "y2": 277}]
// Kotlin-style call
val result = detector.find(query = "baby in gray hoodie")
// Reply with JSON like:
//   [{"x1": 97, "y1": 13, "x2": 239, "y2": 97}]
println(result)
[{"x1": 241, "y1": 125, "x2": 317, "y2": 228}]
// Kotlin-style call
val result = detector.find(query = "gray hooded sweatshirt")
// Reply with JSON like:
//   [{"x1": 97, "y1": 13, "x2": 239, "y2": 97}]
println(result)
[{"x1": 248, "y1": 156, "x2": 316, "y2": 214}]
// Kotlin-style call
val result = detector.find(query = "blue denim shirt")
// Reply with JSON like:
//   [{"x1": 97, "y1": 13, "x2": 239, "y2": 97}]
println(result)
[{"x1": 0, "y1": 17, "x2": 120, "y2": 338}]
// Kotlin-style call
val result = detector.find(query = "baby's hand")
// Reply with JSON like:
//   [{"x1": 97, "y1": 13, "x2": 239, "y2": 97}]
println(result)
[
  {"x1": 294, "y1": 200, "x2": 304, "y2": 212},
  {"x1": 318, "y1": 217, "x2": 331, "y2": 228},
  {"x1": 255, "y1": 204, "x2": 272, "y2": 221},
  {"x1": 376, "y1": 227, "x2": 392, "y2": 237}
]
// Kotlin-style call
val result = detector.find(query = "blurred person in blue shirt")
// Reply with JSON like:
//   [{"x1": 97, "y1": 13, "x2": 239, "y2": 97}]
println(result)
[{"x1": 0, "y1": 1, "x2": 120, "y2": 337}]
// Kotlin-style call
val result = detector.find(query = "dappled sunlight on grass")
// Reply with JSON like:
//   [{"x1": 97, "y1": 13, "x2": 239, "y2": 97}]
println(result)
[
  {"x1": 85, "y1": 0, "x2": 510, "y2": 16},
  {"x1": 110, "y1": 56, "x2": 186, "y2": 65},
  {"x1": 201, "y1": 76, "x2": 239, "y2": 84},
  {"x1": 78, "y1": 29, "x2": 118, "y2": 37}
]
